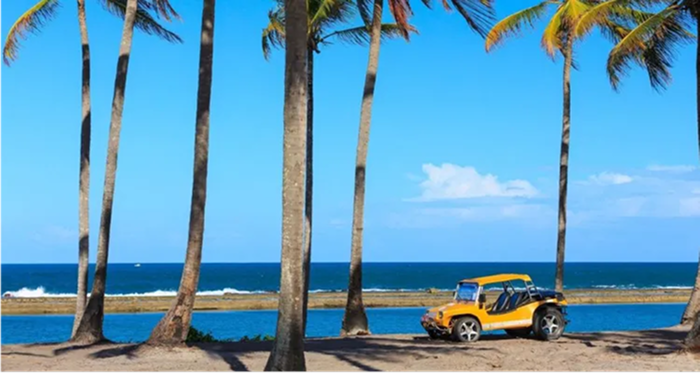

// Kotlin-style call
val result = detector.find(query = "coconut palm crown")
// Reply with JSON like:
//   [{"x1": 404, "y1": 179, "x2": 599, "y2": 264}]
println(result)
[{"x1": 3, "y1": 0, "x2": 181, "y2": 65}]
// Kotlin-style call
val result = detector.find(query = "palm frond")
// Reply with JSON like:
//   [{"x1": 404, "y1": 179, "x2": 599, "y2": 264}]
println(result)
[
  {"x1": 261, "y1": 8, "x2": 286, "y2": 60},
  {"x1": 574, "y1": 0, "x2": 623, "y2": 38},
  {"x1": 321, "y1": 22, "x2": 417, "y2": 45},
  {"x1": 607, "y1": 4, "x2": 691, "y2": 90},
  {"x1": 485, "y1": 1, "x2": 552, "y2": 52},
  {"x1": 388, "y1": 0, "x2": 414, "y2": 39},
  {"x1": 3, "y1": 0, "x2": 60, "y2": 66},
  {"x1": 140, "y1": 0, "x2": 180, "y2": 21},
  {"x1": 100, "y1": 0, "x2": 182, "y2": 43},
  {"x1": 443, "y1": 0, "x2": 497, "y2": 38},
  {"x1": 356, "y1": 0, "x2": 372, "y2": 25},
  {"x1": 311, "y1": 0, "x2": 348, "y2": 27},
  {"x1": 541, "y1": 2, "x2": 570, "y2": 57},
  {"x1": 317, "y1": 0, "x2": 357, "y2": 32}
]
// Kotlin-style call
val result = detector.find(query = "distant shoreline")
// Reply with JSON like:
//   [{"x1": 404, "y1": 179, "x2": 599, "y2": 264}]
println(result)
[{"x1": 1, "y1": 288, "x2": 690, "y2": 315}]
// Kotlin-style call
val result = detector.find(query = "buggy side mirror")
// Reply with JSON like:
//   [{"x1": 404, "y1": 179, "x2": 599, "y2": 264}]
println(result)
[{"x1": 478, "y1": 293, "x2": 486, "y2": 306}]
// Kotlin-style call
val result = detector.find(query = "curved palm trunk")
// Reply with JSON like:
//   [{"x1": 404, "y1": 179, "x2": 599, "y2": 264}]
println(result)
[
  {"x1": 341, "y1": 0, "x2": 383, "y2": 336},
  {"x1": 264, "y1": 0, "x2": 308, "y2": 369},
  {"x1": 684, "y1": 33, "x2": 700, "y2": 351},
  {"x1": 554, "y1": 35, "x2": 573, "y2": 294},
  {"x1": 147, "y1": 0, "x2": 216, "y2": 346},
  {"x1": 685, "y1": 310, "x2": 700, "y2": 352},
  {"x1": 71, "y1": 0, "x2": 139, "y2": 345},
  {"x1": 301, "y1": 45, "x2": 314, "y2": 334},
  {"x1": 682, "y1": 251, "x2": 700, "y2": 325},
  {"x1": 71, "y1": 0, "x2": 91, "y2": 339}
]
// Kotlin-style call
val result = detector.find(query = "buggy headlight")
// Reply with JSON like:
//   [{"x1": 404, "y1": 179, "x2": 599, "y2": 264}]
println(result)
[{"x1": 438, "y1": 311, "x2": 444, "y2": 319}]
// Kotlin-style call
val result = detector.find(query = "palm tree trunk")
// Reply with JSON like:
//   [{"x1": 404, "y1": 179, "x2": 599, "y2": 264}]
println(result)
[
  {"x1": 685, "y1": 31, "x2": 700, "y2": 327},
  {"x1": 71, "y1": 0, "x2": 91, "y2": 339},
  {"x1": 340, "y1": 0, "x2": 383, "y2": 336},
  {"x1": 264, "y1": 0, "x2": 308, "y2": 369},
  {"x1": 146, "y1": 0, "x2": 216, "y2": 346},
  {"x1": 71, "y1": 0, "x2": 139, "y2": 345},
  {"x1": 301, "y1": 44, "x2": 314, "y2": 335},
  {"x1": 554, "y1": 34, "x2": 573, "y2": 294},
  {"x1": 685, "y1": 309, "x2": 700, "y2": 352},
  {"x1": 682, "y1": 250, "x2": 700, "y2": 325}
]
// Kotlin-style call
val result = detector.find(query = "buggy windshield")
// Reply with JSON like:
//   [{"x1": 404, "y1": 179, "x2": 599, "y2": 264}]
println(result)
[{"x1": 455, "y1": 282, "x2": 479, "y2": 301}]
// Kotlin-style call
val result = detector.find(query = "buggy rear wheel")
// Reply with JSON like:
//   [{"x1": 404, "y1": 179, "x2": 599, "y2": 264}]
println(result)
[{"x1": 533, "y1": 307, "x2": 565, "y2": 341}]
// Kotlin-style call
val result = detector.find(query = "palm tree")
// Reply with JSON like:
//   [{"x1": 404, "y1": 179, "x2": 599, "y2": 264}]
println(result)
[
  {"x1": 2, "y1": 0, "x2": 180, "y2": 339},
  {"x1": 70, "y1": 0, "x2": 180, "y2": 344},
  {"x1": 262, "y1": 0, "x2": 407, "y2": 334},
  {"x1": 264, "y1": 0, "x2": 308, "y2": 369},
  {"x1": 682, "y1": 252, "x2": 700, "y2": 325},
  {"x1": 147, "y1": 0, "x2": 215, "y2": 346},
  {"x1": 341, "y1": 0, "x2": 495, "y2": 336},
  {"x1": 485, "y1": 0, "x2": 640, "y2": 293},
  {"x1": 687, "y1": 309, "x2": 700, "y2": 351},
  {"x1": 600, "y1": 0, "x2": 697, "y2": 326}
]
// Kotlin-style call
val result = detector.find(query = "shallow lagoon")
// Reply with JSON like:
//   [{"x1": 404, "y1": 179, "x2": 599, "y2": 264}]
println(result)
[{"x1": 1, "y1": 303, "x2": 685, "y2": 344}]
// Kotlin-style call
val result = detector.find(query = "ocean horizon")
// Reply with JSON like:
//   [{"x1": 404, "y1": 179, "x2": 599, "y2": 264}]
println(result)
[{"x1": 3, "y1": 262, "x2": 696, "y2": 298}]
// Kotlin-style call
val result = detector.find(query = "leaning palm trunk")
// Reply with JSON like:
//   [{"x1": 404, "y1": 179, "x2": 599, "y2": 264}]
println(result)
[
  {"x1": 685, "y1": 309, "x2": 700, "y2": 352},
  {"x1": 71, "y1": 0, "x2": 139, "y2": 344},
  {"x1": 341, "y1": 0, "x2": 383, "y2": 336},
  {"x1": 687, "y1": 35, "x2": 700, "y2": 327},
  {"x1": 264, "y1": 0, "x2": 308, "y2": 369},
  {"x1": 72, "y1": 0, "x2": 91, "y2": 339},
  {"x1": 554, "y1": 34, "x2": 573, "y2": 294},
  {"x1": 682, "y1": 250, "x2": 700, "y2": 325},
  {"x1": 147, "y1": 0, "x2": 216, "y2": 346},
  {"x1": 304, "y1": 42, "x2": 315, "y2": 335},
  {"x1": 301, "y1": 44, "x2": 314, "y2": 334}
]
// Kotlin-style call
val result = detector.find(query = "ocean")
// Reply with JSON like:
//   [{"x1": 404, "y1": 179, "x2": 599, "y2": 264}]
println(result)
[
  {"x1": 1, "y1": 262, "x2": 696, "y2": 297},
  {"x1": 1, "y1": 263, "x2": 694, "y2": 344}
]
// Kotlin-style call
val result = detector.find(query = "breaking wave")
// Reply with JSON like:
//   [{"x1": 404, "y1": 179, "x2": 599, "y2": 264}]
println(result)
[
  {"x1": 2, "y1": 287, "x2": 268, "y2": 298},
  {"x1": 3, "y1": 284, "x2": 692, "y2": 298}
]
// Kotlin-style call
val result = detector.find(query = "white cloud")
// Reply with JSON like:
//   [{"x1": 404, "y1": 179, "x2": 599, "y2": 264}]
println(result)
[
  {"x1": 412, "y1": 163, "x2": 538, "y2": 201},
  {"x1": 387, "y1": 204, "x2": 554, "y2": 228},
  {"x1": 647, "y1": 164, "x2": 697, "y2": 173},
  {"x1": 587, "y1": 172, "x2": 633, "y2": 186},
  {"x1": 679, "y1": 197, "x2": 700, "y2": 217}
]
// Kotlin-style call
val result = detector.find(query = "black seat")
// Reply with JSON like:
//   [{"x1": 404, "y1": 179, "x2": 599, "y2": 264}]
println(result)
[
  {"x1": 490, "y1": 292, "x2": 511, "y2": 313},
  {"x1": 506, "y1": 292, "x2": 524, "y2": 311}
]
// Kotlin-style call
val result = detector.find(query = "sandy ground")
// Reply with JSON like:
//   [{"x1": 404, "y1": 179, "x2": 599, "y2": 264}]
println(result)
[
  {"x1": 2, "y1": 326, "x2": 698, "y2": 371},
  {"x1": 1, "y1": 289, "x2": 691, "y2": 315}
]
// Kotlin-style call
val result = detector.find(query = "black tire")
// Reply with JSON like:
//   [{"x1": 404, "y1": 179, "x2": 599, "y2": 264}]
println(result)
[
  {"x1": 533, "y1": 307, "x2": 565, "y2": 341},
  {"x1": 451, "y1": 316, "x2": 481, "y2": 343},
  {"x1": 505, "y1": 327, "x2": 531, "y2": 339},
  {"x1": 427, "y1": 329, "x2": 441, "y2": 340}
]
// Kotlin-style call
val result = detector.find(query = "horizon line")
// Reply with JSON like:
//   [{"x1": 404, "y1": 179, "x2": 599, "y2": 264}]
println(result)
[{"x1": 2, "y1": 260, "x2": 697, "y2": 265}]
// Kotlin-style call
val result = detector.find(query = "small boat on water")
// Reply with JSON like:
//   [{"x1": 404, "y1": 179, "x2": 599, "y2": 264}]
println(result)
[{"x1": 134, "y1": 263, "x2": 141, "y2": 268}]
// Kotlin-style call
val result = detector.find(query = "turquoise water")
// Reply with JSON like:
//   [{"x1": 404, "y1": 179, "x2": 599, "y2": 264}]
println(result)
[
  {"x1": 2, "y1": 263, "x2": 696, "y2": 298},
  {"x1": 1, "y1": 303, "x2": 685, "y2": 344}
]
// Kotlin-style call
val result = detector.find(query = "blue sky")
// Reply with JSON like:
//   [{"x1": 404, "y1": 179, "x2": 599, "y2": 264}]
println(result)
[{"x1": 1, "y1": 0, "x2": 698, "y2": 264}]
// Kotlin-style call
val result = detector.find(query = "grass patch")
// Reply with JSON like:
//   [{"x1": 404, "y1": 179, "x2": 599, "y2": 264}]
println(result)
[{"x1": 187, "y1": 326, "x2": 274, "y2": 343}]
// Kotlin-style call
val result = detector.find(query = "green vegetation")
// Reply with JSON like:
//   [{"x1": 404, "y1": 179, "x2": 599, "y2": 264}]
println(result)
[{"x1": 186, "y1": 327, "x2": 275, "y2": 343}]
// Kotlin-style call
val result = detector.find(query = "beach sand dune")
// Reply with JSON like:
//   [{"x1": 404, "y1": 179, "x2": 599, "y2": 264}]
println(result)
[{"x1": 2, "y1": 326, "x2": 698, "y2": 371}]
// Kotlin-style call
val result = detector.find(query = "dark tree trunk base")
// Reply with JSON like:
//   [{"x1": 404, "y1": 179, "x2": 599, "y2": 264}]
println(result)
[
  {"x1": 147, "y1": 304, "x2": 190, "y2": 346},
  {"x1": 70, "y1": 297, "x2": 105, "y2": 345},
  {"x1": 264, "y1": 344, "x2": 306, "y2": 371},
  {"x1": 685, "y1": 312, "x2": 700, "y2": 352},
  {"x1": 341, "y1": 306, "x2": 370, "y2": 336}
]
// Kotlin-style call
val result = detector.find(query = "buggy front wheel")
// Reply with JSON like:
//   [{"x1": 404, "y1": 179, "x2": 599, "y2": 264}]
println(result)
[{"x1": 451, "y1": 317, "x2": 481, "y2": 343}]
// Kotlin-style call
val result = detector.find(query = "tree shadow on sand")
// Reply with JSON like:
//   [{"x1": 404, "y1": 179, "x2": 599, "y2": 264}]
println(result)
[{"x1": 561, "y1": 328, "x2": 689, "y2": 356}]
